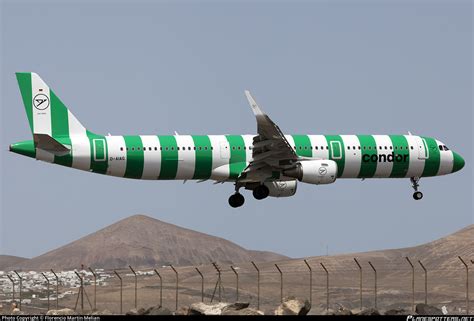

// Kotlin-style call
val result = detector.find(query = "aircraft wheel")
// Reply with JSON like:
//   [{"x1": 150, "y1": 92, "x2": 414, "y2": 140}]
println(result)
[
  {"x1": 229, "y1": 193, "x2": 245, "y2": 208},
  {"x1": 413, "y1": 191, "x2": 423, "y2": 200},
  {"x1": 253, "y1": 185, "x2": 270, "y2": 200}
]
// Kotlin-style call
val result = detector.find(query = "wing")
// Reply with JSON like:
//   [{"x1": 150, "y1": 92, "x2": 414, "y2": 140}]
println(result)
[{"x1": 240, "y1": 91, "x2": 299, "y2": 182}]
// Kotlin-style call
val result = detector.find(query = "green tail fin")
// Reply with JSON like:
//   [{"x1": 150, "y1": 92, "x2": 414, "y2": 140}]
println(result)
[{"x1": 16, "y1": 72, "x2": 87, "y2": 138}]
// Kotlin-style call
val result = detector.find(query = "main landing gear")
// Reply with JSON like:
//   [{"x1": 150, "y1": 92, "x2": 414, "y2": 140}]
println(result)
[
  {"x1": 252, "y1": 184, "x2": 269, "y2": 200},
  {"x1": 228, "y1": 193, "x2": 245, "y2": 208},
  {"x1": 228, "y1": 183, "x2": 270, "y2": 208},
  {"x1": 410, "y1": 177, "x2": 423, "y2": 200}
]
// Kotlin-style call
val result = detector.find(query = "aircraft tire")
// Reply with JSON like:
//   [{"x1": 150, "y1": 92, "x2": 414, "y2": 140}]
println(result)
[
  {"x1": 253, "y1": 185, "x2": 270, "y2": 200},
  {"x1": 229, "y1": 193, "x2": 245, "y2": 208},
  {"x1": 413, "y1": 191, "x2": 423, "y2": 200}
]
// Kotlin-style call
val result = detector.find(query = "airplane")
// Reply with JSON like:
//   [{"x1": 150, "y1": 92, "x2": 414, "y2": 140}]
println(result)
[{"x1": 10, "y1": 73, "x2": 465, "y2": 207}]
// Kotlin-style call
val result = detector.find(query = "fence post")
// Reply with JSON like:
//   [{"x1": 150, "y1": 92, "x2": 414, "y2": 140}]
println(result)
[
  {"x1": 368, "y1": 261, "x2": 377, "y2": 309},
  {"x1": 458, "y1": 256, "x2": 469, "y2": 315},
  {"x1": 170, "y1": 265, "x2": 179, "y2": 311},
  {"x1": 405, "y1": 257, "x2": 415, "y2": 312},
  {"x1": 74, "y1": 271, "x2": 84, "y2": 313},
  {"x1": 354, "y1": 258, "x2": 362, "y2": 310},
  {"x1": 153, "y1": 269, "x2": 163, "y2": 308},
  {"x1": 7, "y1": 275, "x2": 15, "y2": 307},
  {"x1": 88, "y1": 268, "x2": 97, "y2": 311},
  {"x1": 195, "y1": 267, "x2": 204, "y2": 302},
  {"x1": 129, "y1": 266, "x2": 138, "y2": 309},
  {"x1": 303, "y1": 260, "x2": 312, "y2": 307},
  {"x1": 418, "y1": 260, "x2": 427, "y2": 305},
  {"x1": 42, "y1": 273, "x2": 51, "y2": 311},
  {"x1": 320, "y1": 262, "x2": 329, "y2": 311},
  {"x1": 230, "y1": 266, "x2": 239, "y2": 302},
  {"x1": 13, "y1": 271, "x2": 22, "y2": 311},
  {"x1": 251, "y1": 261, "x2": 260, "y2": 310},
  {"x1": 275, "y1": 264, "x2": 283, "y2": 303},
  {"x1": 50, "y1": 269, "x2": 59, "y2": 309},
  {"x1": 211, "y1": 262, "x2": 222, "y2": 302},
  {"x1": 114, "y1": 270, "x2": 122, "y2": 314}
]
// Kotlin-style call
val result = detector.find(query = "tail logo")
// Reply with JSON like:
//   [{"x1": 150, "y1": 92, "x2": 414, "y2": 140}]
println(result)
[{"x1": 33, "y1": 94, "x2": 49, "y2": 110}]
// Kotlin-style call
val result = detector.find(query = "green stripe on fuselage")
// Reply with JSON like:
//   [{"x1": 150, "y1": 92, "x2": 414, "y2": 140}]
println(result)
[
  {"x1": 226, "y1": 135, "x2": 246, "y2": 179},
  {"x1": 292, "y1": 135, "x2": 312, "y2": 157},
  {"x1": 123, "y1": 136, "x2": 144, "y2": 179},
  {"x1": 357, "y1": 135, "x2": 378, "y2": 178},
  {"x1": 158, "y1": 135, "x2": 178, "y2": 179},
  {"x1": 421, "y1": 137, "x2": 441, "y2": 177},
  {"x1": 326, "y1": 135, "x2": 345, "y2": 178},
  {"x1": 87, "y1": 131, "x2": 108, "y2": 174},
  {"x1": 192, "y1": 135, "x2": 212, "y2": 179},
  {"x1": 389, "y1": 135, "x2": 410, "y2": 178},
  {"x1": 54, "y1": 136, "x2": 73, "y2": 167}
]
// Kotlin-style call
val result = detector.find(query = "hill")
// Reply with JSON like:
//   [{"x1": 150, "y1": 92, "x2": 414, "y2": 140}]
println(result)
[
  {"x1": 12, "y1": 215, "x2": 288, "y2": 270},
  {"x1": 251, "y1": 224, "x2": 474, "y2": 273},
  {"x1": 0, "y1": 255, "x2": 29, "y2": 270}
]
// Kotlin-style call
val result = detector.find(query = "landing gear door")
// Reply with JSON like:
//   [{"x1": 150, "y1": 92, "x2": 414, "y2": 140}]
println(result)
[
  {"x1": 417, "y1": 138, "x2": 429, "y2": 160},
  {"x1": 220, "y1": 141, "x2": 230, "y2": 159}
]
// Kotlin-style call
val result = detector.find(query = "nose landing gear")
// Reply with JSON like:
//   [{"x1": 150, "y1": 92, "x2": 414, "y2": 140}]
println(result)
[{"x1": 410, "y1": 177, "x2": 423, "y2": 200}]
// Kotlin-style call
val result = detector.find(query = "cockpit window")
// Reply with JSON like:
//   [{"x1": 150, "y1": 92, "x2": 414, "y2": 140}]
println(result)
[{"x1": 439, "y1": 145, "x2": 450, "y2": 151}]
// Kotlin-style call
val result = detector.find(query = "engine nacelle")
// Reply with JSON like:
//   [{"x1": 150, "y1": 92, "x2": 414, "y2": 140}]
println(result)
[
  {"x1": 284, "y1": 160, "x2": 337, "y2": 185},
  {"x1": 264, "y1": 180, "x2": 297, "y2": 197}
]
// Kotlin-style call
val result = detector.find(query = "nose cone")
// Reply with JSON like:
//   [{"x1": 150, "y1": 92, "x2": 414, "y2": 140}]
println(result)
[{"x1": 452, "y1": 152, "x2": 465, "y2": 173}]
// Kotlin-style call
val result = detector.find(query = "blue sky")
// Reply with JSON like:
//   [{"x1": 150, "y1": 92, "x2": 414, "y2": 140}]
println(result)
[{"x1": 1, "y1": 0, "x2": 472, "y2": 259}]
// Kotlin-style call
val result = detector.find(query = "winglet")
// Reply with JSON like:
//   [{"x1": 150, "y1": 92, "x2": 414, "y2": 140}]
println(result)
[{"x1": 244, "y1": 90, "x2": 265, "y2": 116}]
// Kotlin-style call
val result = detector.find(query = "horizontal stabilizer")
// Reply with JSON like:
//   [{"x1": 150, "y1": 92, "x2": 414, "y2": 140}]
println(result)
[{"x1": 33, "y1": 134, "x2": 70, "y2": 156}]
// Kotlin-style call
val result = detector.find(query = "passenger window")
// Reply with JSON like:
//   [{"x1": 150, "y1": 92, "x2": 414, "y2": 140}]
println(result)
[
  {"x1": 188, "y1": 147, "x2": 191, "y2": 150},
  {"x1": 249, "y1": 146, "x2": 252, "y2": 150},
  {"x1": 347, "y1": 146, "x2": 350, "y2": 150},
  {"x1": 410, "y1": 146, "x2": 413, "y2": 150},
  {"x1": 389, "y1": 146, "x2": 392, "y2": 150},
  {"x1": 384, "y1": 146, "x2": 387, "y2": 150},
  {"x1": 126, "y1": 147, "x2": 129, "y2": 151},
  {"x1": 165, "y1": 147, "x2": 168, "y2": 151},
  {"x1": 154, "y1": 147, "x2": 157, "y2": 151},
  {"x1": 439, "y1": 145, "x2": 443, "y2": 151},
  {"x1": 120, "y1": 147, "x2": 124, "y2": 151},
  {"x1": 358, "y1": 146, "x2": 360, "y2": 150},
  {"x1": 132, "y1": 147, "x2": 135, "y2": 151}
]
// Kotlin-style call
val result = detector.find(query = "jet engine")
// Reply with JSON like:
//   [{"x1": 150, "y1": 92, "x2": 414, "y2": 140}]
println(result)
[
  {"x1": 283, "y1": 160, "x2": 337, "y2": 184},
  {"x1": 264, "y1": 180, "x2": 298, "y2": 197}
]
